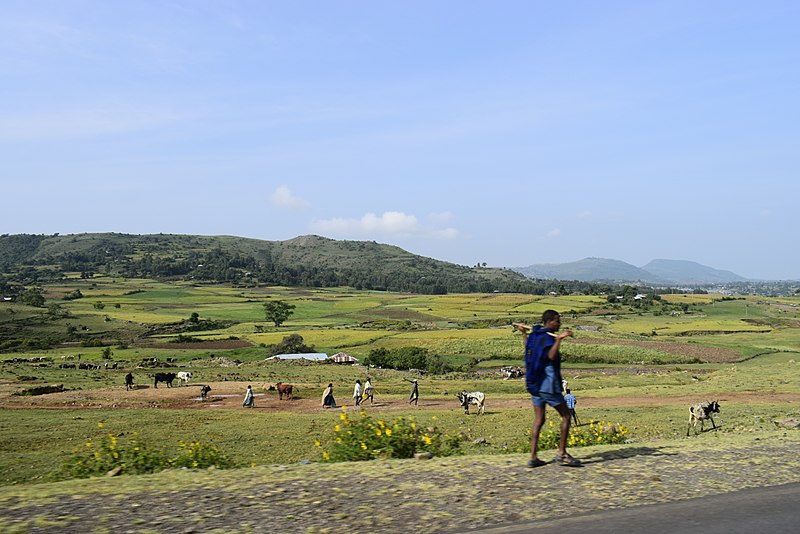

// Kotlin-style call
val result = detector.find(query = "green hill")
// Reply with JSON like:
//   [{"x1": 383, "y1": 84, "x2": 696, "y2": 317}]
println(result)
[{"x1": 0, "y1": 233, "x2": 544, "y2": 294}]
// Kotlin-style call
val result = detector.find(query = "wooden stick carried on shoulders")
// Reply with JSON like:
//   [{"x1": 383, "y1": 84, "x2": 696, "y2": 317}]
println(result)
[{"x1": 512, "y1": 322, "x2": 557, "y2": 336}]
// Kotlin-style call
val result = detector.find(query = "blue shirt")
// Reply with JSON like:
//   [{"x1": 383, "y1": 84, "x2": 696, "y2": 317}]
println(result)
[
  {"x1": 565, "y1": 393, "x2": 576, "y2": 409},
  {"x1": 525, "y1": 325, "x2": 563, "y2": 395}
]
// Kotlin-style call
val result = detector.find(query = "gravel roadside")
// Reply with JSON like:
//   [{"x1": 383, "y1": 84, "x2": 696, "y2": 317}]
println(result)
[{"x1": 1, "y1": 433, "x2": 798, "y2": 533}]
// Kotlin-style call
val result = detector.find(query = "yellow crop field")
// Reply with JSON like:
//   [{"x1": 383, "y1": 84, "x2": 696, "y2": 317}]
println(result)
[
  {"x1": 249, "y1": 329, "x2": 396, "y2": 348},
  {"x1": 347, "y1": 328, "x2": 522, "y2": 359},
  {"x1": 605, "y1": 317, "x2": 769, "y2": 336},
  {"x1": 661, "y1": 294, "x2": 720, "y2": 305}
]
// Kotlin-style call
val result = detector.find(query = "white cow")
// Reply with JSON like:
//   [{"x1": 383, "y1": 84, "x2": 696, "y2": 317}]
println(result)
[
  {"x1": 457, "y1": 391, "x2": 486, "y2": 415},
  {"x1": 176, "y1": 371, "x2": 193, "y2": 386}
]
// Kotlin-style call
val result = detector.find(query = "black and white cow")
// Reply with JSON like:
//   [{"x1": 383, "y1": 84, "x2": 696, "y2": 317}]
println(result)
[
  {"x1": 457, "y1": 391, "x2": 486, "y2": 415},
  {"x1": 200, "y1": 385, "x2": 212, "y2": 401},
  {"x1": 499, "y1": 366, "x2": 523, "y2": 380},
  {"x1": 687, "y1": 400, "x2": 720, "y2": 436},
  {"x1": 176, "y1": 371, "x2": 193, "y2": 385}
]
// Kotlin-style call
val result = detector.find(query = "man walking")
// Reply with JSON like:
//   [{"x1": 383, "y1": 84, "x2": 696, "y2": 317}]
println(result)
[
  {"x1": 515, "y1": 310, "x2": 581, "y2": 467},
  {"x1": 565, "y1": 389, "x2": 579, "y2": 425}
]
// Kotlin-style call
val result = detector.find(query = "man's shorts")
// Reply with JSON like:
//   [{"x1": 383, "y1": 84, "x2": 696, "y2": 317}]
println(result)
[{"x1": 531, "y1": 391, "x2": 566, "y2": 408}]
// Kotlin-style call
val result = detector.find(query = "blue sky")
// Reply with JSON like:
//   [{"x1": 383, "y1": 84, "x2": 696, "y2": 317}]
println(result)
[{"x1": 2, "y1": 1, "x2": 799, "y2": 280}]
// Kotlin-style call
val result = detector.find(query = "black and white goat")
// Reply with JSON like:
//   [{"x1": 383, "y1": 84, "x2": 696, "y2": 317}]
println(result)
[{"x1": 687, "y1": 400, "x2": 720, "y2": 436}]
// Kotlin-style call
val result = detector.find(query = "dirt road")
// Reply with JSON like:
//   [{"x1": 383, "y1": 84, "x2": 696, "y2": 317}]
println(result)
[{"x1": 3, "y1": 381, "x2": 800, "y2": 412}]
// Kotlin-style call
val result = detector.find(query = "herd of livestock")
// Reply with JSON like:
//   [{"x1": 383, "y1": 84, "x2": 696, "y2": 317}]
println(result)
[{"x1": 119, "y1": 369, "x2": 490, "y2": 415}]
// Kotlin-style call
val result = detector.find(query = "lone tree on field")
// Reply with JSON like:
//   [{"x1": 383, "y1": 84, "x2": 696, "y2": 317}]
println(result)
[{"x1": 263, "y1": 300, "x2": 296, "y2": 326}]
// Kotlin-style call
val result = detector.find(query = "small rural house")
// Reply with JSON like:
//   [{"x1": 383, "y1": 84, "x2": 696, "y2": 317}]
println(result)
[
  {"x1": 266, "y1": 353, "x2": 329, "y2": 362},
  {"x1": 331, "y1": 352, "x2": 358, "y2": 364}
]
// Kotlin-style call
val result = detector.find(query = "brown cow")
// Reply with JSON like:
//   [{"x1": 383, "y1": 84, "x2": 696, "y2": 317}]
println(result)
[{"x1": 276, "y1": 382, "x2": 294, "y2": 400}]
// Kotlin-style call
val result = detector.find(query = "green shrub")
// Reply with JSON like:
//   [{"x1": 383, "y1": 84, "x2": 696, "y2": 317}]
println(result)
[
  {"x1": 364, "y1": 347, "x2": 454, "y2": 373},
  {"x1": 316, "y1": 409, "x2": 461, "y2": 462},
  {"x1": 523, "y1": 420, "x2": 630, "y2": 451},
  {"x1": 170, "y1": 440, "x2": 234, "y2": 469},
  {"x1": 57, "y1": 423, "x2": 234, "y2": 479}
]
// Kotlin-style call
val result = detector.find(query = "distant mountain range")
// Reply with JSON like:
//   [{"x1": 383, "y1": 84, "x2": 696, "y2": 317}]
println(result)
[{"x1": 513, "y1": 258, "x2": 748, "y2": 285}]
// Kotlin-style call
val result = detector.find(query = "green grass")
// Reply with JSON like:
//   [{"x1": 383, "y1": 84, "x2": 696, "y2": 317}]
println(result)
[
  {"x1": 2, "y1": 284, "x2": 800, "y2": 486},
  {"x1": 1, "y1": 390, "x2": 796, "y2": 485}
]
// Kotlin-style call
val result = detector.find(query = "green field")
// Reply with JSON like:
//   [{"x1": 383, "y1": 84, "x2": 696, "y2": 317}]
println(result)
[{"x1": 1, "y1": 279, "x2": 799, "y2": 486}]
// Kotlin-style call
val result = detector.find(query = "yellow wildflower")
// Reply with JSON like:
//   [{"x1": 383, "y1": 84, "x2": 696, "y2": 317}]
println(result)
[{"x1": 385, "y1": 429, "x2": 392, "y2": 436}]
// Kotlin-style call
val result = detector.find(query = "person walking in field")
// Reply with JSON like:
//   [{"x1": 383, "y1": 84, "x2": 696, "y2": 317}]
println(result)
[
  {"x1": 363, "y1": 377, "x2": 374, "y2": 404},
  {"x1": 565, "y1": 389, "x2": 579, "y2": 425},
  {"x1": 322, "y1": 383, "x2": 337, "y2": 408},
  {"x1": 242, "y1": 385, "x2": 255, "y2": 408},
  {"x1": 353, "y1": 379, "x2": 364, "y2": 406},
  {"x1": 405, "y1": 378, "x2": 419, "y2": 405},
  {"x1": 514, "y1": 310, "x2": 581, "y2": 468}
]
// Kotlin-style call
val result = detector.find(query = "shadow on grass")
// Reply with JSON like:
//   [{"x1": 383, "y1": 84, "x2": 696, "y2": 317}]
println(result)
[{"x1": 578, "y1": 445, "x2": 678, "y2": 465}]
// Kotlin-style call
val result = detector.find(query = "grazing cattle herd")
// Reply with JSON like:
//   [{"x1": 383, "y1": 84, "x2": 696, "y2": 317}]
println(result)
[{"x1": 119, "y1": 371, "x2": 726, "y2": 436}]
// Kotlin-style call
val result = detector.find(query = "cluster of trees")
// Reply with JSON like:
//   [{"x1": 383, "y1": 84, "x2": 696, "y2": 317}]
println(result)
[
  {"x1": 264, "y1": 334, "x2": 316, "y2": 357},
  {"x1": 363, "y1": 347, "x2": 454, "y2": 374}
]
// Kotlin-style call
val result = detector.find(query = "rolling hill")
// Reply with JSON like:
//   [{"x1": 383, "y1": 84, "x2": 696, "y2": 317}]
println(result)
[
  {"x1": 514, "y1": 257, "x2": 747, "y2": 285},
  {"x1": 0, "y1": 233, "x2": 545, "y2": 294}
]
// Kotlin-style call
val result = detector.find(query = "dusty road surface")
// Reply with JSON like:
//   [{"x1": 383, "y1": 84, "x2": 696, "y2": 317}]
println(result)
[
  {"x1": 468, "y1": 482, "x2": 800, "y2": 534},
  {"x1": 3, "y1": 380, "x2": 800, "y2": 412}
]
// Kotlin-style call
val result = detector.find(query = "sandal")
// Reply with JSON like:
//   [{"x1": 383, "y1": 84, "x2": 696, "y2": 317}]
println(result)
[
  {"x1": 527, "y1": 458, "x2": 547, "y2": 468},
  {"x1": 554, "y1": 453, "x2": 582, "y2": 467}
]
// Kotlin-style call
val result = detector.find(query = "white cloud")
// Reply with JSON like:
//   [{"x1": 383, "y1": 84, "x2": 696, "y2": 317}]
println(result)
[
  {"x1": 547, "y1": 228, "x2": 561, "y2": 238},
  {"x1": 270, "y1": 185, "x2": 310, "y2": 211},
  {"x1": 311, "y1": 211, "x2": 418, "y2": 236}
]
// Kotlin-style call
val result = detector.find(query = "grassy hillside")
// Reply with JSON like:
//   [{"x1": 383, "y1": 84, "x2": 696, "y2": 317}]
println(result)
[{"x1": 1, "y1": 233, "x2": 551, "y2": 295}]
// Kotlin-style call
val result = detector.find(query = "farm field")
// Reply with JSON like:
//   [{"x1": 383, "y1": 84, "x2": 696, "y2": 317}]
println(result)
[{"x1": 0, "y1": 278, "x2": 799, "y2": 490}]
